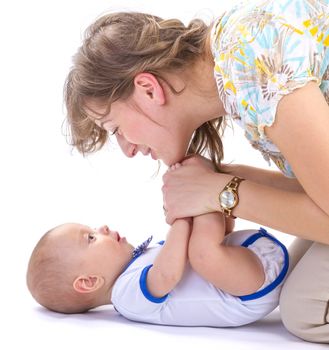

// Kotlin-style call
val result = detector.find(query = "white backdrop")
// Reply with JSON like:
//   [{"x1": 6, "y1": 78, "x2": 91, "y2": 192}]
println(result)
[{"x1": 1, "y1": 1, "x2": 316, "y2": 349}]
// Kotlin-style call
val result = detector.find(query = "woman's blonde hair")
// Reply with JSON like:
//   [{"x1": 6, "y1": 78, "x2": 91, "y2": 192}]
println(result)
[{"x1": 64, "y1": 12, "x2": 225, "y2": 168}]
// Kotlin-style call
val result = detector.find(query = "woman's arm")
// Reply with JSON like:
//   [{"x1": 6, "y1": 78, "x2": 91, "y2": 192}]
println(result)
[
  {"x1": 163, "y1": 82, "x2": 329, "y2": 243},
  {"x1": 186, "y1": 154, "x2": 304, "y2": 192},
  {"x1": 189, "y1": 213, "x2": 265, "y2": 296},
  {"x1": 235, "y1": 179, "x2": 329, "y2": 243},
  {"x1": 221, "y1": 163, "x2": 304, "y2": 193},
  {"x1": 162, "y1": 157, "x2": 329, "y2": 244},
  {"x1": 265, "y1": 82, "x2": 329, "y2": 218},
  {"x1": 146, "y1": 218, "x2": 191, "y2": 298}
]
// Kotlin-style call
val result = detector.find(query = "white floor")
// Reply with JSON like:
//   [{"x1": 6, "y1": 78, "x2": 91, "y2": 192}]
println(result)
[{"x1": 5, "y1": 301, "x2": 326, "y2": 350}]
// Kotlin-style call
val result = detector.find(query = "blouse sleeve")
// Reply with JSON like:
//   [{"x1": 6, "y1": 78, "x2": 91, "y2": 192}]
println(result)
[{"x1": 214, "y1": 1, "x2": 329, "y2": 142}]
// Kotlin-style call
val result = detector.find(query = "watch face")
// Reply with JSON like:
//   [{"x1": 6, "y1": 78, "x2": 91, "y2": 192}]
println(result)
[{"x1": 219, "y1": 190, "x2": 237, "y2": 209}]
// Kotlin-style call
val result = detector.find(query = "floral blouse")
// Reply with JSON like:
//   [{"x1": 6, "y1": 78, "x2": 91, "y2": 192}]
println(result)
[{"x1": 211, "y1": 0, "x2": 329, "y2": 177}]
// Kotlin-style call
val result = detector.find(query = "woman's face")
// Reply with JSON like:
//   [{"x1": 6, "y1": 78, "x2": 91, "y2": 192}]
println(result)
[{"x1": 89, "y1": 96, "x2": 193, "y2": 166}]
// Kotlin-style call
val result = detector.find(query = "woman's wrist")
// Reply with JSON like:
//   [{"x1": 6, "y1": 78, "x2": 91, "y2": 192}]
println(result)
[{"x1": 207, "y1": 172, "x2": 239, "y2": 213}]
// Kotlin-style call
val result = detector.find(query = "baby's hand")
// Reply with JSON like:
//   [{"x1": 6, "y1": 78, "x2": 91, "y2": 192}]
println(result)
[{"x1": 182, "y1": 155, "x2": 215, "y2": 171}]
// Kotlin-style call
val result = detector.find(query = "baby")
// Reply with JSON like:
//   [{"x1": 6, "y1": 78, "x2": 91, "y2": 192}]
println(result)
[{"x1": 27, "y1": 211, "x2": 289, "y2": 327}]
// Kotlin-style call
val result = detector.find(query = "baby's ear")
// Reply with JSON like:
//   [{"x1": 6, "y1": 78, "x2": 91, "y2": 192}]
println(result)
[{"x1": 73, "y1": 275, "x2": 104, "y2": 294}]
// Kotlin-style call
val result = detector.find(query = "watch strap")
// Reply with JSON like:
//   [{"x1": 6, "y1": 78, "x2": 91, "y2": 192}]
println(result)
[
  {"x1": 220, "y1": 176, "x2": 245, "y2": 218},
  {"x1": 225, "y1": 176, "x2": 245, "y2": 191}
]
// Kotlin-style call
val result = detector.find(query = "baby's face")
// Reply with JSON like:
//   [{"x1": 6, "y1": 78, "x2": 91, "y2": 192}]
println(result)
[{"x1": 52, "y1": 223, "x2": 135, "y2": 281}]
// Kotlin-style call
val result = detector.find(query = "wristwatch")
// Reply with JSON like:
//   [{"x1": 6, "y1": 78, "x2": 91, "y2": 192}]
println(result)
[{"x1": 219, "y1": 176, "x2": 245, "y2": 218}]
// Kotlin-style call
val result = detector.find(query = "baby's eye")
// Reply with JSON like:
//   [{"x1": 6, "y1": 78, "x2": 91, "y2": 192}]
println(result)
[{"x1": 88, "y1": 233, "x2": 96, "y2": 243}]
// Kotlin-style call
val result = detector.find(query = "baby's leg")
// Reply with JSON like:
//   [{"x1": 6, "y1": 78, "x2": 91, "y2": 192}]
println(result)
[
  {"x1": 280, "y1": 241, "x2": 329, "y2": 343},
  {"x1": 189, "y1": 226, "x2": 266, "y2": 296}
]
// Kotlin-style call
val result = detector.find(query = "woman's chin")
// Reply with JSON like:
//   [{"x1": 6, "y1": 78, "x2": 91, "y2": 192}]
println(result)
[{"x1": 160, "y1": 146, "x2": 189, "y2": 166}]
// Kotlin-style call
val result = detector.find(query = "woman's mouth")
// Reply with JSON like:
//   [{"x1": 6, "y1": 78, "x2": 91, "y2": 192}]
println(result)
[{"x1": 150, "y1": 150, "x2": 157, "y2": 160}]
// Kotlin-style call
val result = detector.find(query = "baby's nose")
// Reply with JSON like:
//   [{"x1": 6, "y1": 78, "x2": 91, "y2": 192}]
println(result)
[{"x1": 98, "y1": 225, "x2": 110, "y2": 235}]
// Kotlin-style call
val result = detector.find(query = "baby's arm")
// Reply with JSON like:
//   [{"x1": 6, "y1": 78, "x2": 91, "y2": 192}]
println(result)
[
  {"x1": 146, "y1": 218, "x2": 191, "y2": 298},
  {"x1": 188, "y1": 212, "x2": 265, "y2": 296}
]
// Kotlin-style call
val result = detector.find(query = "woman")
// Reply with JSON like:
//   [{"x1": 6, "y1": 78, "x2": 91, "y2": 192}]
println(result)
[{"x1": 64, "y1": 0, "x2": 329, "y2": 342}]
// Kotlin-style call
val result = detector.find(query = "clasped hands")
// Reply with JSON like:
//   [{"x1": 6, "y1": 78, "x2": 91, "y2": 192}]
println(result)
[{"x1": 162, "y1": 155, "x2": 235, "y2": 233}]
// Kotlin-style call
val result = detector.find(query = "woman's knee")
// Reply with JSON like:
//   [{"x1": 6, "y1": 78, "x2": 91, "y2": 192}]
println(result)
[
  {"x1": 279, "y1": 242, "x2": 329, "y2": 343},
  {"x1": 279, "y1": 280, "x2": 307, "y2": 340},
  {"x1": 280, "y1": 286, "x2": 329, "y2": 343}
]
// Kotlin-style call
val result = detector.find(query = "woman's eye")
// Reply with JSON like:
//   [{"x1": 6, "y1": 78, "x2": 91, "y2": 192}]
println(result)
[
  {"x1": 111, "y1": 127, "x2": 119, "y2": 136},
  {"x1": 88, "y1": 233, "x2": 96, "y2": 242}
]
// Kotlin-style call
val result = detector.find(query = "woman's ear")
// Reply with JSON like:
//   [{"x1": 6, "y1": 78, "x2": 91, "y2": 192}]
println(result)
[
  {"x1": 133, "y1": 73, "x2": 166, "y2": 105},
  {"x1": 73, "y1": 275, "x2": 105, "y2": 294}
]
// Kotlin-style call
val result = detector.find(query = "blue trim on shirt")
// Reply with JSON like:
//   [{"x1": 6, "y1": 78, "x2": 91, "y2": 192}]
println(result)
[
  {"x1": 238, "y1": 227, "x2": 289, "y2": 301},
  {"x1": 139, "y1": 264, "x2": 169, "y2": 304},
  {"x1": 124, "y1": 239, "x2": 165, "y2": 271}
]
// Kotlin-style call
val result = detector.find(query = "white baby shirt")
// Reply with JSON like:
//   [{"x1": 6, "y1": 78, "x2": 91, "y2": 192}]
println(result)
[{"x1": 111, "y1": 228, "x2": 289, "y2": 327}]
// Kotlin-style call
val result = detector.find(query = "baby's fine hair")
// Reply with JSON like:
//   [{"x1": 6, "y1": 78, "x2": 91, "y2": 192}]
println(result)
[
  {"x1": 26, "y1": 226, "x2": 95, "y2": 314},
  {"x1": 64, "y1": 11, "x2": 225, "y2": 168}
]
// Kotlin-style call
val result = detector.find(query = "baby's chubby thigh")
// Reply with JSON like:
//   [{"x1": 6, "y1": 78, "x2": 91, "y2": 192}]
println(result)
[{"x1": 223, "y1": 228, "x2": 288, "y2": 297}]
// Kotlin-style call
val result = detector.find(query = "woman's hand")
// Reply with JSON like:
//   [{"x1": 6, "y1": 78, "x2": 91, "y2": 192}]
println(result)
[{"x1": 162, "y1": 155, "x2": 229, "y2": 224}]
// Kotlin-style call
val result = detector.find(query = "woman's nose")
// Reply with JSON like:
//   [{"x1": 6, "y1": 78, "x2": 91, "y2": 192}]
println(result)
[{"x1": 116, "y1": 134, "x2": 137, "y2": 158}]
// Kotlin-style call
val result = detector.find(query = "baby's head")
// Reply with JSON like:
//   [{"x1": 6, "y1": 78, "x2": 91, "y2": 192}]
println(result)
[{"x1": 27, "y1": 223, "x2": 134, "y2": 313}]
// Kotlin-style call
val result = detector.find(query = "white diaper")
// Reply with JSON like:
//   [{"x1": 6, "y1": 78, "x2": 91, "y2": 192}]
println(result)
[
  {"x1": 248, "y1": 236, "x2": 285, "y2": 291},
  {"x1": 224, "y1": 227, "x2": 289, "y2": 302}
]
